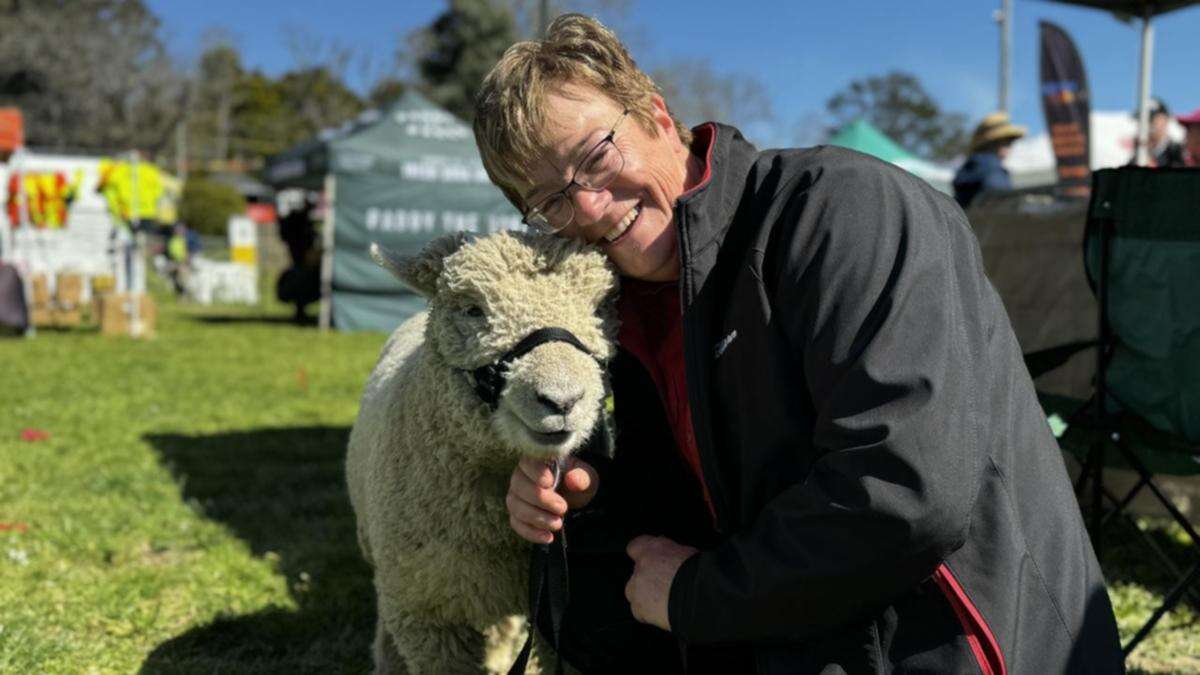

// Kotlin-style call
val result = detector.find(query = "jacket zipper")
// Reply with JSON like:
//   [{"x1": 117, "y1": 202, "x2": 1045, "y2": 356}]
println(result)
[{"x1": 677, "y1": 206, "x2": 732, "y2": 534}]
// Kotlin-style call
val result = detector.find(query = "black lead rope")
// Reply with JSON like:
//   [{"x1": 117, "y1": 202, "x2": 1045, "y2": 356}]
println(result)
[
  {"x1": 470, "y1": 328, "x2": 593, "y2": 410},
  {"x1": 509, "y1": 460, "x2": 569, "y2": 675}
]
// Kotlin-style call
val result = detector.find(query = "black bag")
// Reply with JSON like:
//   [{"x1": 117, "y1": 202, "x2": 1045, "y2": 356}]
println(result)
[{"x1": 0, "y1": 263, "x2": 29, "y2": 335}]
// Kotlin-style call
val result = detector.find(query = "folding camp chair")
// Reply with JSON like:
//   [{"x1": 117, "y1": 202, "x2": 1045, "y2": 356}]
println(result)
[{"x1": 1028, "y1": 166, "x2": 1200, "y2": 657}]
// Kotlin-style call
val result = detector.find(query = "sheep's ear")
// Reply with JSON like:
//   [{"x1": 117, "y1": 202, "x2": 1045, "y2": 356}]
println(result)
[{"x1": 370, "y1": 234, "x2": 468, "y2": 297}]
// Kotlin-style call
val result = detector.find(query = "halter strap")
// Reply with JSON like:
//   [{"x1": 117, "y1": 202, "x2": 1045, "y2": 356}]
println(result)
[{"x1": 469, "y1": 328, "x2": 593, "y2": 409}]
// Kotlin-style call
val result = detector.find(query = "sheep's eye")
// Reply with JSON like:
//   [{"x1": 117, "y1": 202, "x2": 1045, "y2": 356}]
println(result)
[{"x1": 464, "y1": 305, "x2": 485, "y2": 319}]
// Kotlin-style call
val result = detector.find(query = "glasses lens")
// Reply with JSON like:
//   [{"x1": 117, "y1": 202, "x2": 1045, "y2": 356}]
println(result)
[
  {"x1": 539, "y1": 196, "x2": 574, "y2": 229},
  {"x1": 577, "y1": 141, "x2": 624, "y2": 190},
  {"x1": 525, "y1": 198, "x2": 572, "y2": 234}
]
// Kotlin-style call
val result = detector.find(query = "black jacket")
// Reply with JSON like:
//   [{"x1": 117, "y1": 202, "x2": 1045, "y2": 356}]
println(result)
[{"x1": 599, "y1": 125, "x2": 1123, "y2": 674}]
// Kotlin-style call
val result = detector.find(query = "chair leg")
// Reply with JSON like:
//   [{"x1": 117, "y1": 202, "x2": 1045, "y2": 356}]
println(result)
[
  {"x1": 1123, "y1": 561, "x2": 1200, "y2": 656},
  {"x1": 1107, "y1": 439, "x2": 1200, "y2": 656},
  {"x1": 1115, "y1": 442, "x2": 1200, "y2": 547},
  {"x1": 1100, "y1": 475, "x2": 1149, "y2": 529}
]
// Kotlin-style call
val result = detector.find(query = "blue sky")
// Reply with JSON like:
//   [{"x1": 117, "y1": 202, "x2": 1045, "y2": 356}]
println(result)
[{"x1": 147, "y1": 0, "x2": 1200, "y2": 151}]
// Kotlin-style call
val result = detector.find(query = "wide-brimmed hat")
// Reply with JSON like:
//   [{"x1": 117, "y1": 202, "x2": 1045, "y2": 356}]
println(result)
[
  {"x1": 970, "y1": 112, "x2": 1026, "y2": 152},
  {"x1": 1177, "y1": 107, "x2": 1200, "y2": 126}
]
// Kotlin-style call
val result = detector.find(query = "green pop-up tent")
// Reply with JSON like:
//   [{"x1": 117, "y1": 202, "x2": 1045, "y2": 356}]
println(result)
[
  {"x1": 265, "y1": 92, "x2": 521, "y2": 332},
  {"x1": 827, "y1": 119, "x2": 954, "y2": 194}
]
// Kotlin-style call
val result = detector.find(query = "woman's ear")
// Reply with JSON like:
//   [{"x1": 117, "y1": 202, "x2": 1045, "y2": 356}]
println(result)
[{"x1": 649, "y1": 94, "x2": 679, "y2": 141}]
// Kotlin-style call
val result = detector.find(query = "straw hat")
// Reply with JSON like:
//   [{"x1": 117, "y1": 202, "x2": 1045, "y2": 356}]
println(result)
[{"x1": 969, "y1": 112, "x2": 1026, "y2": 153}]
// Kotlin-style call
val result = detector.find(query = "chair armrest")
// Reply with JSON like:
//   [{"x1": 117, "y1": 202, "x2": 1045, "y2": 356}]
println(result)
[{"x1": 1023, "y1": 340, "x2": 1098, "y2": 379}]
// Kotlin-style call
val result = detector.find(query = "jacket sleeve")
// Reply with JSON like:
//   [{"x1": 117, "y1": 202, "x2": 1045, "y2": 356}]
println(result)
[{"x1": 668, "y1": 157, "x2": 990, "y2": 644}]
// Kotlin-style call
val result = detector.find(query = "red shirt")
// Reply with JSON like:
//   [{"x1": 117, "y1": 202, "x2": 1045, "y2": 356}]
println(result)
[
  {"x1": 614, "y1": 124, "x2": 719, "y2": 523},
  {"x1": 617, "y1": 280, "x2": 717, "y2": 523}
]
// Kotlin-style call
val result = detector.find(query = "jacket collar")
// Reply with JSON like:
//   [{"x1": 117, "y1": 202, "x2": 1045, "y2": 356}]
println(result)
[{"x1": 674, "y1": 123, "x2": 760, "y2": 303}]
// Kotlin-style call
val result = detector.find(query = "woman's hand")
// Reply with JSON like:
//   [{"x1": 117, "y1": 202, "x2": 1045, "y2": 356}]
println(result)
[{"x1": 506, "y1": 456, "x2": 599, "y2": 544}]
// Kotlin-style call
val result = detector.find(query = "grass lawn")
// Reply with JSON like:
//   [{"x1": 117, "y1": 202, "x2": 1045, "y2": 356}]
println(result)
[{"x1": 1, "y1": 289, "x2": 1198, "y2": 673}]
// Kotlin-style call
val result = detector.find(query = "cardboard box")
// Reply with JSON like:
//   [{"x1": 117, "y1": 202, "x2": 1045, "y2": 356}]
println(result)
[
  {"x1": 51, "y1": 307, "x2": 82, "y2": 328},
  {"x1": 98, "y1": 293, "x2": 156, "y2": 338},
  {"x1": 30, "y1": 306, "x2": 53, "y2": 327},
  {"x1": 31, "y1": 273, "x2": 50, "y2": 306},
  {"x1": 55, "y1": 273, "x2": 84, "y2": 307}
]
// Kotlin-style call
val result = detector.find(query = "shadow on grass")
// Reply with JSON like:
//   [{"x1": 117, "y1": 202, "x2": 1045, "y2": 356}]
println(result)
[{"x1": 139, "y1": 426, "x2": 374, "y2": 674}]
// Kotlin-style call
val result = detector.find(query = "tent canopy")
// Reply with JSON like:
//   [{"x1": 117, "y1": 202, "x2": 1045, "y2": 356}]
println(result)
[
  {"x1": 1043, "y1": 0, "x2": 1198, "y2": 17},
  {"x1": 265, "y1": 91, "x2": 521, "y2": 332},
  {"x1": 827, "y1": 119, "x2": 954, "y2": 193},
  {"x1": 827, "y1": 119, "x2": 918, "y2": 164},
  {"x1": 265, "y1": 91, "x2": 494, "y2": 191}
]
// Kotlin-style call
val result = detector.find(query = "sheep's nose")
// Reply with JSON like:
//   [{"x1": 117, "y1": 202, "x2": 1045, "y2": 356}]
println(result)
[{"x1": 537, "y1": 389, "x2": 583, "y2": 416}]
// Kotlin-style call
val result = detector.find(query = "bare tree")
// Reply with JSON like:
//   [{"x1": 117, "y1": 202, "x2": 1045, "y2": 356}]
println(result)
[
  {"x1": 651, "y1": 59, "x2": 774, "y2": 132},
  {"x1": 0, "y1": 0, "x2": 187, "y2": 154},
  {"x1": 279, "y1": 23, "x2": 366, "y2": 132}
]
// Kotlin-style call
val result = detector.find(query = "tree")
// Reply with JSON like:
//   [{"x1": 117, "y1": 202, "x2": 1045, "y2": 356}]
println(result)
[
  {"x1": 367, "y1": 77, "x2": 408, "y2": 109},
  {"x1": 826, "y1": 71, "x2": 968, "y2": 161},
  {"x1": 0, "y1": 0, "x2": 186, "y2": 152},
  {"x1": 275, "y1": 67, "x2": 365, "y2": 139},
  {"x1": 651, "y1": 59, "x2": 773, "y2": 132},
  {"x1": 412, "y1": 0, "x2": 518, "y2": 121}
]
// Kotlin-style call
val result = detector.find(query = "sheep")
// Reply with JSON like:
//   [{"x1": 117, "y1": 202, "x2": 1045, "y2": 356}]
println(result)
[{"x1": 346, "y1": 231, "x2": 620, "y2": 674}]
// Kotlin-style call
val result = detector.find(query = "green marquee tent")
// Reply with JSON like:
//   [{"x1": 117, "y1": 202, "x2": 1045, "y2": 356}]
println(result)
[
  {"x1": 265, "y1": 92, "x2": 521, "y2": 332},
  {"x1": 827, "y1": 119, "x2": 953, "y2": 194}
]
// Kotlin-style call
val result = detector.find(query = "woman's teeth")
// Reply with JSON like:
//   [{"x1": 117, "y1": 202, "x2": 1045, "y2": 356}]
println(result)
[{"x1": 604, "y1": 204, "x2": 640, "y2": 242}]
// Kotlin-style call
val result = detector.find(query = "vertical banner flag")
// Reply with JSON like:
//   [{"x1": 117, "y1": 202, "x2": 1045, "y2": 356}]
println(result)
[{"x1": 1039, "y1": 21, "x2": 1091, "y2": 198}]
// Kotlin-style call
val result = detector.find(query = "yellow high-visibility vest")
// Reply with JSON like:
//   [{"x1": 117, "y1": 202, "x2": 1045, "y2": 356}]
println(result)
[
  {"x1": 9, "y1": 171, "x2": 81, "y2": 228},
  {"x1": 97, "y1": 160, "x2": 170, "y2": 225}
]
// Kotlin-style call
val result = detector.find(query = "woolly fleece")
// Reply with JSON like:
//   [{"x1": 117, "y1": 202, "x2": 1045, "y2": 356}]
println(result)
[{"x1": 347, "y1": 231, "x2": 619, "y2": 674}]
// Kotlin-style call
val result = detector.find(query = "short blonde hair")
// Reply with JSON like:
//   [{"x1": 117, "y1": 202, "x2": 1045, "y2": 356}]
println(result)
[{"x1": 473, "y1": 14, "x2": 691, "y2": 212}]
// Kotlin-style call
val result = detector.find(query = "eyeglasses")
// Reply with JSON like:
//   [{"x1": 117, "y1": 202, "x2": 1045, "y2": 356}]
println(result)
[{"x1": 523, "y1": 109, "x2": 629, "y2": 235}]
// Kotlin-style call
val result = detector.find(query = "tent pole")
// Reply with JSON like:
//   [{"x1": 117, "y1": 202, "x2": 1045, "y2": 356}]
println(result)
[
  {"x1": 998, "y1": 0, "x2": 1012, "y2": 114},
  {"x1": 318, "y1": 173, "x2": 336, "y2": 332},
  {"x1": 1135, "y1": 10, "x2": 1154, "y2": 166}
]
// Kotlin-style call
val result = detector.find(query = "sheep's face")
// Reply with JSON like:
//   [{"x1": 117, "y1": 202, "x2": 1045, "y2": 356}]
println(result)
[{"x1": 376, "y1": 232, "x2": 619, "y2": 459}]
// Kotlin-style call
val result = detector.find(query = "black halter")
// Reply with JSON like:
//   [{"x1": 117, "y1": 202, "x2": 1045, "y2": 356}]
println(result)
[{"x1": 468, "y1": 327, "x2": 594, "y2": 409}]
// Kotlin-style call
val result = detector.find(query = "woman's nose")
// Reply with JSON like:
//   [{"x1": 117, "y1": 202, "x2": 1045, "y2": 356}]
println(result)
[{"x1": 571, "y1": 187, "x2": 610, "y2": 228}]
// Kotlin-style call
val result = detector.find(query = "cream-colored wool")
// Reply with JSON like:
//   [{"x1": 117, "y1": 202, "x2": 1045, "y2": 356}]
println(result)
[{"x1": 346, "y1": 231, "x2": 619, "y2": 674}]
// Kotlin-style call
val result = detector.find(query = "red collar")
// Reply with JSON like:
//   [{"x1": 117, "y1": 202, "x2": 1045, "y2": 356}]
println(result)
[{"x1": 681, "y1": 123, "x2": 717, "y2": 198}]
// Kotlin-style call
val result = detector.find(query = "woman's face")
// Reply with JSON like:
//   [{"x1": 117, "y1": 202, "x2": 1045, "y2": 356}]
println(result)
[{"x1": 517, "y1": 85, "x2": 692, "y2": 282}]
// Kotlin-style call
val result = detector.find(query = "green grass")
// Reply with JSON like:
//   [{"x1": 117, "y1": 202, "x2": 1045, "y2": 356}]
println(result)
[
  {"x1": 0, "y1": 288, "x2": 1198, "y2": 673},
  {"x1": 0, "y1": 290, "x2": 386, "y2": 673}
]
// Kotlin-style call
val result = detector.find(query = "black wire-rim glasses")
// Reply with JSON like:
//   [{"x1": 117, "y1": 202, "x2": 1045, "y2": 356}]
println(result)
[{"x1": 523, "y1": 109, "x2": 630, "y2": 235}]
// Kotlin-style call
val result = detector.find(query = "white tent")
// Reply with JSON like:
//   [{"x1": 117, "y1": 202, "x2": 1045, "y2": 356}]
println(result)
[{"x1": 1003, "y1": 109, "x2": 1186, "y2": 188}]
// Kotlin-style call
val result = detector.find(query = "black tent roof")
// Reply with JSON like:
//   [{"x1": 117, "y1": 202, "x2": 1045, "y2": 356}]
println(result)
[{"x1": 1043, "y1": 0, "x2": 1199, "y2": 18}]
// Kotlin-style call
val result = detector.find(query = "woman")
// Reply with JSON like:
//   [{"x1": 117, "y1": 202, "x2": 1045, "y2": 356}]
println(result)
[{"x1": 475, "y1": 15, "x2": 1123, "y2": 674}]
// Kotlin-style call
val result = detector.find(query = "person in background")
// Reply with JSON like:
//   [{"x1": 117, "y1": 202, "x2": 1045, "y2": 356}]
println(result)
[
  {"x1": 166, "y1": 222, "x2": 191, "y2": 297},
  {"x1": 1178, "y1": 107, "x2": 1200, "y2": 167},
  {"x1": 953, "y1": 111, "x2": 1025, "y2": 208},
  {"x1": 1142, "y1": 98, "x2": 1187, "y2": 168},
  {"x1": 275, "y1": 198, "x2": 320, "y2": 323}
]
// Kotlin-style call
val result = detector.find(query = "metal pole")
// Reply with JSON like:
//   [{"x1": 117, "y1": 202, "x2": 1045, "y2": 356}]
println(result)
[
  {"x1": 538, "y1": 0, "x2": 550, "y2": 37},
  {"x1": 1135, "y1": 12, "x2": 1154, "y2": 166},
  {"x1": 318, "y1": 173, "x2": 336, "y2": 332},
  {"x1": 128, "y1": 151, "x2": 143, "y2": 337},
  {"x1": 998, "y1": 0, "x2": 1012, "y2": 114}
]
